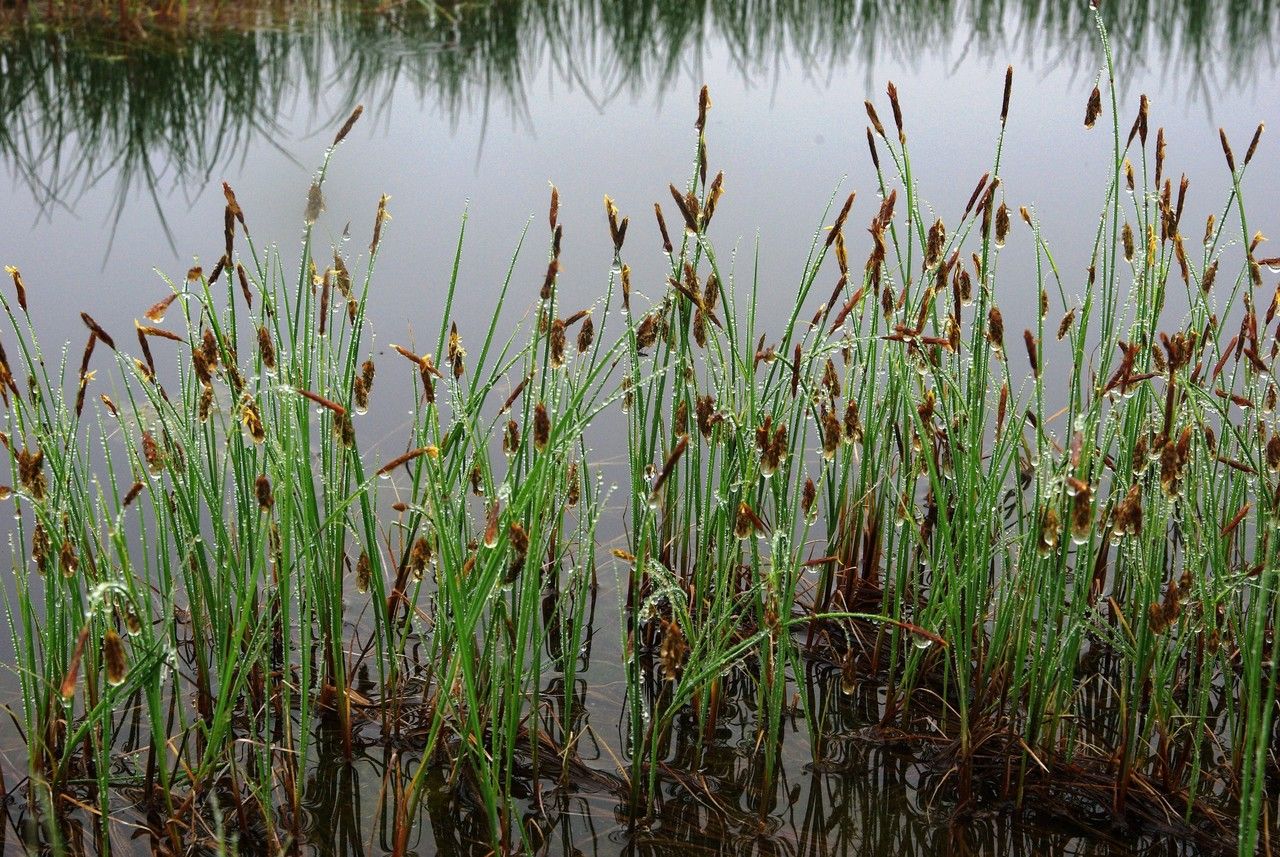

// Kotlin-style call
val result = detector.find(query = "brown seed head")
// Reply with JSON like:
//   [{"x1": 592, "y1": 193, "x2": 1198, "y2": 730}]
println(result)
[
  {"x1": 256, "y1": 474, "x2": 274, "y2": 511},
  {"x1": 103, "y1": 629, "x2": 128, "y2": 687},
  {"x1": 1084, "y1": 85, "x2": 1102, "y2": 129},
  {"x1": 533, "y1": 402, "x2": 550, "y2": 451}
]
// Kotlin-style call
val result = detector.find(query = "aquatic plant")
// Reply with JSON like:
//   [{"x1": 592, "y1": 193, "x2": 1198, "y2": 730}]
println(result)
[{"x1": 1, "y1": 9, "x2": 1277, "y2": 856}]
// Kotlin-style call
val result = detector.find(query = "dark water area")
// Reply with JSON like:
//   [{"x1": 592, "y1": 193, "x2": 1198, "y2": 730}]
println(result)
[{"x1": 1, "y1": 2, "x2": 1279, "y2": 854}]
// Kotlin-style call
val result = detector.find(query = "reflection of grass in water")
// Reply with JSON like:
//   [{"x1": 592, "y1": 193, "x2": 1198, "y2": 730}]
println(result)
[
  {"x1": 2, "y1": 6, "x2": 1280, "y2": 857},
  {"x1": 1, "y1": 0, "x2": 1278, "y2": 240}
]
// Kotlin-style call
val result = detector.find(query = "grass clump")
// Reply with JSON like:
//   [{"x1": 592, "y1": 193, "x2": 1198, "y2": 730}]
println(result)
[{"x1": 1, "y1": 10, "x2": 1278, "y2": 856}]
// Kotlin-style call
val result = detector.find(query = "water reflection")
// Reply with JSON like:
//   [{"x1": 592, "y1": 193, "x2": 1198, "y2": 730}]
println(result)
[{"x1": 2, "y1": 0, "x2": 1277, "y2": 234}]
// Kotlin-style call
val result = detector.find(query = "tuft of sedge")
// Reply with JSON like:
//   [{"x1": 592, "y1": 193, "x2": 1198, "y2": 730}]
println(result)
[
  {"x1": 74, "y1": 374, "x2": 92, "y2": 420},
  {"x1": 963, "y1": 173, "x2": 989, "y2": 219},
  {"x1": 844, "y1": 400, "x2": 863, "y2": 445},
  {"x1": 821, "y1": 358, "x2": 841, "y2": 399},
  {"x1": 1244, "y1": 122, "x2": 1265, "y2": 167},
  {"x1": 987, "y1": 306, "x2": 1005, "y2": 356},
  {"x1": 548, "y1": 183, "x2": 559, "y2": 231},
  {"x1": 886, "y1": 81, "x2": 905, "y2": 143},
  {"x1": 1084, "y1": 85, "x2": 1102, "y2": 129},
  {"x1": 305, "y1": 182, "x2": 325, "y2": 225},
  {"x1": 702, "y1": 171, "x2": 725, "y2": 228},
  {"x1": 122, "y1": 481, "x2": 144, "y2": 508},
  {"x1": 4, "y1": 266, "x2": 29, "y2": 313},
  {"x1": 549, "y1": 318, "x2": 567, "y2": 368},
  {"x1": 659, "y1": 618, "x2": 688, "y2": 682},
  {"x1": 1000, "y1": 65, "x2": 1013, "y2": 125},
  {"x1": 996, "y1": 382, "x2": 1009, "y2": 436},
  {"x1": 484, "y1": 503, "x2": 501, "y2": 549},
  {"x1": 332, "y1": 410, "x2": 355, "y2": 448},
  {"x1": 604, "y1": 195, "x2": 629, "y2": 254},
  {"x1": 257, "y1": 326, "x2": 276, "y2": 373},
  {"x1": 734, "y1": 501, "x2": 756, "y2": 540},
  {"x1": 80, "y1": 313, "x2": 116, "y2": 350},
  {"x1": 191, "y1": 347, "x2": 213, "y2": 388},
  {"x1": 240, "y1": 396, "x2": 266, "y2": 444},
  {"x1": 256, "y1": 474, "x2": 273, "y2": 512},
  {"x1": 566, "y1": 461, "x2": 580, "y2": 507},
  {"x1": 1130, "y1": 94, "x2": 1150, "y2": 149},
  {"x1": 409, "y1": 537, "x2": 433, "y2": 580},
  {"x1": 619, "y1": 263, "x2": 632, "y2": 314},
  {"x1": 695, "y1": 394, "x2": 715, "y2": 440},
  {"x1": 820, "y1": 407, "x2": 841, "y2": 461},
  {"x1": 801, "y1": 477, "x2": 817, "y2": 520},
  {"x1": 200, "y1": 328, "x2": 219, "y2": 369},
  {"x1": 826, "y1": 192, "x2": 856, "y2": 249},
  {"x1": 318, "y1": 267, "x2": 332, "y2": 335},
  {"x1": 332, "y1": 104, "x2": 364, "y2": 147},
  {"x1": 506, "y1": 522, "x2": 529, "y2": 583},
  {"x1": 1155, "y1": 128, "x2": 1167, "y2": 189},
  {"x1": 353, "y1": 376, "x2": 369, "y2": 413},
  {"x1": 653, "y1": 204, "x2": 673, "y2": 255},
  {"x1": 577, "y1": 313, "x2": 594, "y2": 353},
  {"x1": 121, "y1": 603, "x2": 142, "y2": 636},
  {"x1": 1037, "y1": 506, "x2": 1060, "y2": 555},
  {"x1": 448, "y1": 323, "x2": 465, "y2": 380},
  {"x1": 1219, "y1": 127, "x2": 1237, "y2": 173},
  {"x1": 59, "y1": 536, "x2": 78, "y2": 578},
  {"x1": 994, "y1": 202, "x2": 1010, "y2": 247},
  {"x1": 144, "y1": 293, "x2": 177, "y2": 323},
  {"x1": 695, "y1": 84, "x2": 712, "y2": 135},
  {"x1": 209, "y1": 254, "x2": 227, "y2": 287},
  {"x1": 1024, "y1": 330, "x2": 1039, "y2": 379},
  {"x1": 1111, "y1": 484, "x2": 1143, "y2": 541},
  {"x1": 502, "y1": 419, "x2": 521, "y2": 457},
  {"x1": 141, "y1": 432, "x2": 164, "y2": 475},
  {"x1": 61, "y1": 625, "x2": 91, "y2": 699},
  {"x1": 864, "y1": 100, "x2": 886, "y2": 139},
  {"x1": 32, "y1": 522, "x2": 50, "y2": 573},
  {"x1": 1057, "y1": 307, "x2": 1077, "y2": 340},
  {"x1": 533, "y1": 402, "x2": 550, "y2": 451},
  {"x1": 356, "y1": 551, "x2": 373, "y2": 592},
  {"x1": 332, "y1": 252, "x2": 352, "y2": 303},
  {"x1": 1266, "y1": 432, "x2": 1280, "y2": 473},
  {"x1": 103, "y1": 629, "x2": 128, "y2": 687},
  {"x1": 866, "y1": 127, "x2": 880, "y2": 170},
  {"x1": 668, "y1": 184, "x2": 699, "y2": 233},
  {"x1": 222, "y1": 181, "x2": 245, "y2": 228},
  {"x1": 926, "y1": 219, "x2": 946, "y2": 268},
  {"x1": 370, "y1": 194, "x2": 391, "y2": 256},
  {"x1": 1070, "y1": 485, "x2": 1093, "y2": 544},
  {"x1": 1201, "y1": 259, "x2": 1218, "y2": 295}
]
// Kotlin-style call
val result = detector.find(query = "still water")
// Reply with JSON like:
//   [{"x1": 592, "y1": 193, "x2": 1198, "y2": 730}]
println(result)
[{"x1": 1, "y1": 1, "x2": 1278, "y2": 854}]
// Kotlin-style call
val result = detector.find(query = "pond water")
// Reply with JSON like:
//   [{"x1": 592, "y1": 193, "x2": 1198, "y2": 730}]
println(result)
[{"x1": 1, "y1": 1, "x2": 1278, "y2": 854}]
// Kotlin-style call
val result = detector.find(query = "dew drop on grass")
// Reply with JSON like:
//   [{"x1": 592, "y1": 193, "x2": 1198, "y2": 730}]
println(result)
[{"x1": 912, "y1": 636, "x2": 932, "y2": 650}]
